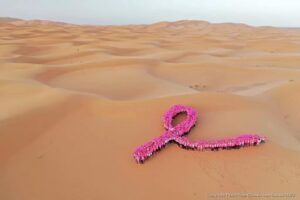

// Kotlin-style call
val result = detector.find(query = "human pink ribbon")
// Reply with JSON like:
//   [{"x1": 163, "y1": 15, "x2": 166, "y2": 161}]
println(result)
[{"x1": 133, "y1": 104, "x2": 266, "y2": 163}]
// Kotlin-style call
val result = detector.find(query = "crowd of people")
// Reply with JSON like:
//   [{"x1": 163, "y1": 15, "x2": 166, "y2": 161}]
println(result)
[{"x1": 133, "y1": 105, "x2": 266, "y2": 163}]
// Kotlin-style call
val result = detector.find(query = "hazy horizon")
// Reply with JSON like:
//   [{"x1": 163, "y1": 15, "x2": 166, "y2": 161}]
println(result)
[{"x1": 0, "y1": 0, "x2": 300, "y2": 27}]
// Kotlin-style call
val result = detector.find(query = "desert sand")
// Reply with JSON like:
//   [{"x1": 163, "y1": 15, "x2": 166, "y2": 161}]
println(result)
[{"x1": 0, "y1": 18, "x2": 300, "y2": 200}]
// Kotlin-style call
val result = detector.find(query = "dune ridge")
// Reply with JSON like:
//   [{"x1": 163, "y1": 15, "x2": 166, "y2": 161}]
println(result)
[{"x1": 0, "y1": 19, "x2": 300, "y2": 200}]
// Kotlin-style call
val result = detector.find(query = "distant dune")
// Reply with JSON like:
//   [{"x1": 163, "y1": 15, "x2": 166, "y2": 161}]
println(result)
[
  {"x1": 0, "y1": 17, "x2": 22, "y2": 22},
  {"x1": 0, "y1": 18, "x2": 300, "y2": 200}
]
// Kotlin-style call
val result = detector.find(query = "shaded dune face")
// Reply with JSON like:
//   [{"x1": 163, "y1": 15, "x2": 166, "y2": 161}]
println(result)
[
  {"x1": 39, "y1": 66, "x2": 196, "y2": 100},
  {"x1": 0, "y1": 19, "x2": 300, "y2": 200}
]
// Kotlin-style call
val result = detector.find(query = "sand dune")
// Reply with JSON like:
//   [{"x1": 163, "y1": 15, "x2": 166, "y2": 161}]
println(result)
[{"x1": 0, "y1": 19, "x2": 300, "y2": 200}]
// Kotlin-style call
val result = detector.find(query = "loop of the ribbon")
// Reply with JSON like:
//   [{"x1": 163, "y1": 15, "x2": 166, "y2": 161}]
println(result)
[{"x1": 162, "y1": 104, "x2": 198, "y2": 136}]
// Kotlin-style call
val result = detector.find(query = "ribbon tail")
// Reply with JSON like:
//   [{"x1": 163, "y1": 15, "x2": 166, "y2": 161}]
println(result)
[
  {"x1": 133, "y1": 133, "x2": 173, "y2": 163},
  {"x1": 174, "y1": 134, "x2": 266, "y2": 151}
]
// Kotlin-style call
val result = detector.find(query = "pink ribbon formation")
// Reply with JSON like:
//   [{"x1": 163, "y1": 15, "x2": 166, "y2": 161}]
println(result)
[{"x1": 133, "y1": 104, "x2": 266, "y2": 163}]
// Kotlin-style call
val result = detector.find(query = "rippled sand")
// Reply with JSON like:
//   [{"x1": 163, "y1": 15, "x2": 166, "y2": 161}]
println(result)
[{"x1": 1, "y1": 18, "x2": 300, "y2": 200}]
